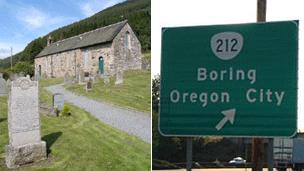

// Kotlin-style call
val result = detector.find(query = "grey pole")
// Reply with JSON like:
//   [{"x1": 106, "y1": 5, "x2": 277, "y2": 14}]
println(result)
[
  {"x1": 268, "y1": 138, "x2": 274, "y2": 171},
  {"x1": 186, "y1": 137, "x2": 193, "y2": 171},
  {"x1": 10, "y1": 47, "x2": 13, "y2": 70}
]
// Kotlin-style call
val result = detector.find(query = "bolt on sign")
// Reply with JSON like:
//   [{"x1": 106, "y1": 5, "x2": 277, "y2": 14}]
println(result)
[{"x1": 159, "y1": 20, "x2": 298, "y2": 137}]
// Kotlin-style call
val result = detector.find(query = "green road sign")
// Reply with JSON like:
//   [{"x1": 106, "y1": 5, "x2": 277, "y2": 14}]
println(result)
[{"x1": 159, "y1": 20, "x2": 298, "y2": 137}]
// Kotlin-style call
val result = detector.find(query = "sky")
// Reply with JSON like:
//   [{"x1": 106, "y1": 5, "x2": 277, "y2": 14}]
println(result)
[
  {"x1": 0, "y1": 0, "x2": 124, "y2": 59},
  {"x1": 152, "y1": 0, "x2": 304, "y2": 130}
]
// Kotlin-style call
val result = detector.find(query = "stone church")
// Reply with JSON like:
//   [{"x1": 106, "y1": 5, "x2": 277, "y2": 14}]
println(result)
[{"x1": 35, "y1": 20, "x2": 142, "y2": 79}]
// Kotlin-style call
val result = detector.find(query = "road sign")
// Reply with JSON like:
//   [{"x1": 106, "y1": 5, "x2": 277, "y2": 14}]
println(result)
[{"x1": 159, "y1": 20, "x2": 298, "y2": 137}]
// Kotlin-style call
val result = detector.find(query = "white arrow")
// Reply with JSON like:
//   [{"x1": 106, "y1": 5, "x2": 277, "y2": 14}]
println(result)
[{"x1": 215, "y1": 108, "x2": 236, "y2": 131}]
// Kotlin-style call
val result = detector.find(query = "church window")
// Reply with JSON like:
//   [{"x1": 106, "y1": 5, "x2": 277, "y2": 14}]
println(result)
[
  {"x1": 83, "y1": 50, "x2": 90, "y2": 69},
  {"x1": 125, "y1": 32, "x2": 131, "y2": 49}
]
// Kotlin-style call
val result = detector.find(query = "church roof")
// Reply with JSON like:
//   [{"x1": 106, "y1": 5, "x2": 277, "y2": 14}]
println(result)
[{"x1": 36, "y1": 20, "x2": 127, "y2": 58}]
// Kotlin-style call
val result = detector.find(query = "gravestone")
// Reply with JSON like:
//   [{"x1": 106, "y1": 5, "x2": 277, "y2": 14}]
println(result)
[
  {"x1": 6, "y1": 79, "x2": 11, "y2": 88},
  {"x1": 0, "y1": 73, "x2": 7, "y2": 96},
  {"x1": 6, "y1": 77, "x2": 47, "y2": 168},
  {"x1": 53, "y1": 93, "x2": 64, "y2": 114},
  {"x1": 115, "y1": 70, "x2": 124, "y2": 85},
  {"x1": 64, "y1": 72, "x2": 73, "y2": 85},
  {"x1": 86, "y1": 79, "x2": 93, "y2": 92}
]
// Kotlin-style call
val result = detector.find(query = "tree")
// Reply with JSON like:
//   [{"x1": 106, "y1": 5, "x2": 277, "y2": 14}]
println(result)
[
  {"x1": 152, "y1": 74, "x2": 160, "y2": 112},
  {"x1": 11, "y1": 62, "x2": 34, "y2": 76}
]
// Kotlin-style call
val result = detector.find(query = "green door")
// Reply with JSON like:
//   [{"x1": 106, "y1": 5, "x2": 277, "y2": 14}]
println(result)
[{"x1": 99, "y1": 57, "x2": 104, "y2": 74}]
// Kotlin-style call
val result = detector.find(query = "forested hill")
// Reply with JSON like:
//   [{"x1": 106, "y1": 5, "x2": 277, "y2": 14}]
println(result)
[{"x1": 0, "y1": 0, "x2": 150, "y2": 69}]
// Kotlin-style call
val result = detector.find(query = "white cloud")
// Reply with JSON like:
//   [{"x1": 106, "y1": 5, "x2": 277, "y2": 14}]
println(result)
[
  {"x1": 16, "y1": 6, "x2": 47, "y2": 29},
  {"x1": 16, "y1": 6, "x2": 75, "y2": 30},
  {"x1": 0, "y1": 42, "x2": 25, "y2": 59},
  {"x1": 80, "y1": 0, "x2": 125, "y2": 17},
  {"x1": 81, "y1": 3, "x2": 95, "y2": 17}
]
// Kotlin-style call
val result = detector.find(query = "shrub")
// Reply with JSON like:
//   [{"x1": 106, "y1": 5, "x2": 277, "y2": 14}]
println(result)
[
  {"x1": 11, "y1": 61, "x2": 34, "y2": 76},
  {"x1": 60, "y1": 105, "x2": 71, "y2": 117}
]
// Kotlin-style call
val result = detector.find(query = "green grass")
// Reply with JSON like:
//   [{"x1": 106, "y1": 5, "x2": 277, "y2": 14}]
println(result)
[
  {"x1": 143, "y1": 52, "x2": 151, "y2": 60},
  {"x1": 66, "y1": 70, "x2": 151, "y2": 113},
  {"x1": 39, "y1": 77, "x2": 63, "y2": 87},
  {"x1": 0, "y1": 78, "x2": 150, "y2": 171}
]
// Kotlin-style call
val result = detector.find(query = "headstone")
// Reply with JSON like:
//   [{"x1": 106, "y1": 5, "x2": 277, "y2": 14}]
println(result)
[
  {"x1": 0, "y1": 73, "x2": 7, "y2": 96},
  {"x1": 5, "y1": 77, "x2": 47, "y2": 168},
  {"x1": 6, "y1": 79, "x2": 11, "y2": 88},
  {"x1": 86, "y1": 79, "x2": 93, "y2": 92},
  {"x1": 64, "y1": 72, "x2": 73, "y2": 85},
  {"x1": 115, "y1": 70, "x2": 124, "y2": 85},
  {"x1": 53, "y1": 93, "x2": 64, "y2": 112}
]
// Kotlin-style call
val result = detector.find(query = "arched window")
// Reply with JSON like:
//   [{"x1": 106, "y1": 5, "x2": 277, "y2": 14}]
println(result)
[
  {"x1": 83, "y1": 50, "x2": 90, "y2": 69},
  {"x1": 38, "y1": 65, "x2": 41, "y2": 77},
  {"x1": 125, "y1": 32, "x2": 131, "y2": 49}
]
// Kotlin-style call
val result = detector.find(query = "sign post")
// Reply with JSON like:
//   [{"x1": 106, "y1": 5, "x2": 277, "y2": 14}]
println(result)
[
  {"x1": 254, "y1": 1, "x2": 267, "y2": 171},
  {"x1": 267, "y1": 138, "x2": 274, "y2": 171},
  {"x1": 186, "y1": 137, "x2": 192, "y2": 171}
]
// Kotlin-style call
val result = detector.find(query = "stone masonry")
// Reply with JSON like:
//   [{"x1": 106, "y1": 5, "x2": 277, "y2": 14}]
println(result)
[{"x1": 34, "y1": 21, "x2": 142, "y2": 79}]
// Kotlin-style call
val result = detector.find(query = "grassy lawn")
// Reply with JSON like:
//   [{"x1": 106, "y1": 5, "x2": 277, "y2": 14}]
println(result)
[
  {"x1": 0, "y1": 78, "x2": 150, "y2": 171},
  {"x1": 143, "y1": 52, "x2": 151, "y2": 60},
  {"x1": 66, "y1": 70, "x2": 151, "y2": 113}
]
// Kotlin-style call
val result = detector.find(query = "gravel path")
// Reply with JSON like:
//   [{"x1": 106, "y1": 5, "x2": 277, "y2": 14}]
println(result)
[{"x1": 46, "y1": 84, "x2": 151, "y2": 144}]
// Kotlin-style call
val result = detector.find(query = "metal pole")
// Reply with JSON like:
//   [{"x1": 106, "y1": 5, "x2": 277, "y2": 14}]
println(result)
[
  {"x1": 252, "y1": 2, "x2": 267, "y2": 171},
  {"x1": 186, "y1": 137, "x2": 193, "y2": 171},
  {"x1": 267, "y1": 138, "x2": 273, "y2": 171},
  {"x1": 245, "y1": 142, "x2": 248, "y2": 171},
  {"x1": 10, "y1": 47, "x2": 13, "y2": 70}
]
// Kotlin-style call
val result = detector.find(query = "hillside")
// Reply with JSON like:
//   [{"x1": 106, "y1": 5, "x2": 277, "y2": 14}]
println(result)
[{"x1": 0, "y1": 0, "x2": 150, "y2": 69}]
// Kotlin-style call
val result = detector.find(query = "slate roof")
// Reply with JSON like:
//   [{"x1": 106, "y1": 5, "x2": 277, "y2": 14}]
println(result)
[{"x1": 36, "y1": 20, "x2": 127, "y2": 58}]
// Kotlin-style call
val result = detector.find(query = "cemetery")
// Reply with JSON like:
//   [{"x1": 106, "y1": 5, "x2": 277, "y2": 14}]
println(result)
[
  {"x1": 65, "y1": 69, "x2": 151, "y2": 112},
  {"x1": 0, "y1": 0, "x2": 151, "y2": 170},
  {"x1": 0, "y1": 73, "x2": 150, "y2": 170}
]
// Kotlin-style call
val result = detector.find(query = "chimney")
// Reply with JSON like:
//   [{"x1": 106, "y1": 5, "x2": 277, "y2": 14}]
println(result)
[{"x1": 47, "y1": 35, "x2": 53, "y2": 46}]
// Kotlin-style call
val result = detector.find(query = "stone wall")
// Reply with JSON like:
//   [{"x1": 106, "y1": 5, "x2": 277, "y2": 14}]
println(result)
[
  {"x1": 35, "y1": 49, "x2": 80, "y2": 79},
  {"x1": 35, "y1": 44, "x2": 112, "y2": 79},
  {"x1": 112, "y1": 23, "x2": 142, "y2": 73},
  {"x1": 80, "y1": 44, "x2": 113, "y2": 76},
  {"x1": 35, "y1": 23, "x2": 142, "y2": 79}
]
